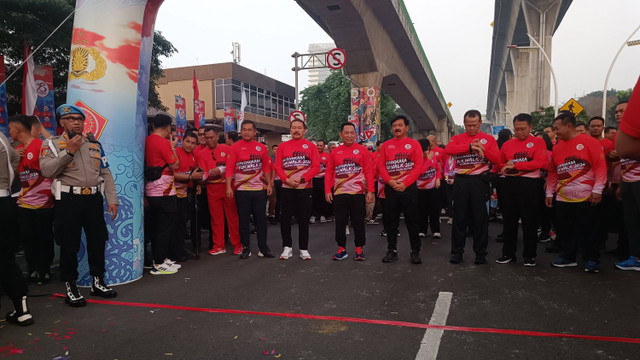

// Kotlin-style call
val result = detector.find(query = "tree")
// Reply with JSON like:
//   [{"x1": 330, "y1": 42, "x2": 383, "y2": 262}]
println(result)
[
  {"x1": 300, "y1": 70, "x2": 402, "y2": 142},
  {"x1": 454, "y1": 123, "x2": 465, "y2": 135},
  {"x1": 0, "y1": 0, "x2": 176, "y2": 113},
  {"x1": 531, "y1": 106, "x2": 589, "y2": 132},
  {"x1": 606, "y1": 88, "x2": 632, "y2": 126}
]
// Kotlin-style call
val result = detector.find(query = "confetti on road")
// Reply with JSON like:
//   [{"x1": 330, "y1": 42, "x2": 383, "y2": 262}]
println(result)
[
  {"x1": 233, "y1": 336, "x2": 238, "y2": 340},
  {"x1": 164, "y1": 353, "x2": 173, "y2": 356},
  {"x1": 274, "y1": 354, "x2": 282, "y2": 358},
  {"x1": 258, "y1": 338, "x2": 268, "y2": 341}
]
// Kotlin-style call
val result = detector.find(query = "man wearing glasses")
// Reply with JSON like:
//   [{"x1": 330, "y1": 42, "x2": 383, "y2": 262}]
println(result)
[{"x1": 40, "y1": 104, "x2": 118, "y2": 307}]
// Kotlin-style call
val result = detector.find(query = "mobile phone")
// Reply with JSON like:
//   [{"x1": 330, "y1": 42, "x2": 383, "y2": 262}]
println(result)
[{"x1": 67, "y1": 130, "x2": 78, "y2": 139}]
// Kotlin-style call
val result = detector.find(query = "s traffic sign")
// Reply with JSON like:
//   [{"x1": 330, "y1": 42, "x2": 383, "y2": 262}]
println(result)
[
  {"x1": 289, "y1": 110, "x2": 306, "y2": 123},
  {"x1": 326, "y1": 48, "x2": 346, "y2": 70}
]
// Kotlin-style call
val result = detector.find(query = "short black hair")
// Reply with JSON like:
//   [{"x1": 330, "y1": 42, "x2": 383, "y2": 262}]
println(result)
[
  {"x1": 418, "y1": 138, "x2": 430, "y2": 152},
  {"x1": 340, "y1": 122, "x2": 356, "y2": 132},
  {"x1": 554, "y1": 111, "x2": 576, "y2": 126},
  {"x1": 588, "y1": 116, "x2": 605, "y2": 126},
  {"x1": 203, "y1": 125, "x2": 217, "y2": 134},
  {"x1": 316, "y1": 139, "x2": 326, "y2": 145},
  {"x1": 151, "y1": 114, "x2": 172, "y2": 128},
  {"x1": 290, "y1": 119, "x2": 307, "y2": 129},
  {"x1": 513, "y1": 113, "x2": 533, "y2": 126},
  {"x1": 8, "y1": 114, "x2": 33, "y2": 131},
  {"x1": 226, "y1": 131, "x2": 239, "y2": 142},
  {"x1": 241, "y1": 120, "x2": 256, "y2": 130},
  {"x1": 617, "y1": 100, "x2": 629, "y2": 107},
  {"x1": 604, "y1": 126, "x2": 617, "y2": 134},
  {"x1": 463, "y1": 110, "x2": 482, "y2": 122},
  {"x1": 183, "y1": 131, "x2": 198, "y2": 141},
  {"x1": 271, "y1": 144, "x2": 278, "y2": 149},
  {"x1": 575, "y1": 122, "x2": 587, "y2": 128},
  {"x1": 391, "y1": 115, "x2": 409, "y2": 126}
]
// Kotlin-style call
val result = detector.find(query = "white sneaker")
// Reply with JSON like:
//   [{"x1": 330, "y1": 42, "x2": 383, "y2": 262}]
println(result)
[
  {"x1": 309, "y1": 216, "x2": 316, "y2": 224},
  {"x1": 433, "y1": 232, "x2": 441, "y2": 239},
  {"x1": 151, "y1": 263, "x2": 177, "y2": 275},
  {"x1": 418, "y1": 232, "x2": 426, "y2": 238},
  {"x1": 164, "y1": 259, "x2": 181, "y2": 270},
  {"x1": 280, "y1": 246, "x2": 293, "y2": 260},
  {"x1": 447, "y1": 218, "x2": 453, "y2": 225},
  {"x1": 300, "y1": 250, "x2": 312, "y2": 260},
  {"x1": 320, "y1": 216, "x2": 327, "y2": 223}
]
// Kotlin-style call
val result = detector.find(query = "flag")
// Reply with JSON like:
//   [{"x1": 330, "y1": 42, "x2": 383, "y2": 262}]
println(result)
[
  {"x1": 33, "y1": 65, "x2": 56, "y2": 136},
  {"x1": 237, "y1": 89, "x2": 247, "y2": 131},
  {"x1": 175, "y1": 95, "x2": 187, "y2": 146},
  {"x1": 193, "y1": 70, "x2": 200, "y2": 129},
  {"x1": 197, "y1": 100, "x2": 205, "y2": 128},
  {"x1": 224, "y1": 106, "x2": 235, "y2": 134},
  {"x1": 0, "y1": 55, "x2": 8, "y2": 136},
  {"x1": 22, "y1": 44, "x2": 37, "y2": 116}
]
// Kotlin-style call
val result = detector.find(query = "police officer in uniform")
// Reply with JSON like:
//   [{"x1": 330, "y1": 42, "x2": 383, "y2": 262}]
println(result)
[{"x1": 40, "y1": 104, "x2": 118, "y2": 307}]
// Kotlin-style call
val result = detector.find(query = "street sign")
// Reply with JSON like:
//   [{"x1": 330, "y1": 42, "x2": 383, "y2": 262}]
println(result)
[
  {"x1": 326, "y1": 48, "x2": 346, "y2": 70},
  {"x1": 559, "y1": 98, "x2": 584, "y2": 116},
  {"x1": 289, "y1": 110, "x2": 306, "y2": 123},
  {"x1": 447, "y1": 102, "x2": 453, "y2": 108},
  {"x1": 492, "y1": 125, "x2": 505, "y2": 135}
]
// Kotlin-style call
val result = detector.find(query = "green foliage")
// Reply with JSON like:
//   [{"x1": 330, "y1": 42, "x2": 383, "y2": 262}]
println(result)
[
  {"x1": 0, "y1": 0, "x2": 176, "y2": 113},
  {"x1": 149, "y1": 31, "x2": 178, "y2": 111},
  {"x1": 531, "y1": 105, "x2": 589, "y2": 131},
  {"x1": 606, "y1": 89, "x2": 632, "y2": 126},
  {"x1": 300, "y1": 70, "x2": 402, "y2": 142},
  {"x1": 453, "y1": 123, "x2": 465, "y2": 135}
]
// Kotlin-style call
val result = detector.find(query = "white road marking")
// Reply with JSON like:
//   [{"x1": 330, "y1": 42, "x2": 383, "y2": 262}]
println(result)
[{"x1": 415, "y1": 291, "x2": 453, "y2": 360}]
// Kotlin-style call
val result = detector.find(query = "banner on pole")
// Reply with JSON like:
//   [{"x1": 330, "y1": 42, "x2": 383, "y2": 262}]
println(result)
[
  {"x1": 224, "y1": 106, "x2": 235, "y2": 134},
  {"x1": 237, "y1": 89, "x2": 247, "y2": 131},
  {"x1": 195, "y1": 99, "x2": 205, "y2": 128},
  {"x1": 350, "y1": 87, "x2": 380, "y2": 147},
  {"x1": 33, "y1": 65, "x2": 57, "y2": 136},
  {"x1": 0, "y1": 55, "x2": 8, "y2": 137},
  {"x1": 175, "y1": 95, "x2": 186, "y2": 145}
]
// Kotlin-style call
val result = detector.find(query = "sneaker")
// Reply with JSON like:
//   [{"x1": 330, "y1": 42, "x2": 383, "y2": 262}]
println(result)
[
  {"x1": 64, "y1": 281, "x2": 87, "y2": 307},
  {"x1": 523, "y1": 258, "x2": 536, "y2": 267},
  {"x1": 447, "y1": 218, "x2": 453, "y2": 225},
  {"x1": 37, "y1": 272, "x2": 51, "y2": 285},
  {"x1": 551, "y1": 257, "x2": 578, "y2": 268},
  {"x1": 233, "y1": 248, "x2": 243, "y2": 255},
  {"x1": 258, "y1": 249, "x2": 276, "y2": 258},
  {"x1": 538, "y1": 233, "x2": 551, "y2": 243},
  {"x1": 433, "y1": 232, "x2": 441, "y2": 239},
  {"x1": 615, "y1": 256, "x2": 640, "y2": 271},
  {"x1": 28, "y1": 271, "x2": 38, "y2": 283},
  {"x1": 410, "y1": 250, "x2": 422, "y2": 264},
  {"x1": 240, "y1": 247, "x2": 252, "y2": 259},
  {"x1": 495, "y1": 255, "x2": 515, "y2": 264},
  {"x1": 354, "y1": 247, "x2": 365, "y2": 261},
  {"x1": 280, "y1": 246, "x2": 293, "y2": 260},
  {"x1": 379, "y1": 230, "x2": 387, "y2": 237},
  {"x1": 320, "y1": 216, "x2": 327, "y2": 223},
  {"x1": 150, "y1": 263, "x2": 178, "y2": 275},
  {"x1": 90, "y1": 276, "x2": 117, "y2": 298},
  {"x1": 164, "y1": 259, "x2": 181, "y2": 269},
  {"x1": 366, "y1": 219, "x2": 379, "y2": 225},
  {"x1": 299, "y1": 250, "x2": 312, "y2": 260},
  {"x1": 584, "y1": 260, "x2": 600, "y2": 273},
  {"x1": 382, "y1": 249, "x2": 398, "y2": 263},
  {"x1": 474, "y1": 255, "x2": 487, "y2": 265},
  {"x1": 418, "y1": 232, "x2": 426, "y2": 238},
  {"x1": 309, "y1": 216, "x2": 316, "y2": 224},
  {"x1": 5, "y1": 296, "x2": 34, "y2": 326},
  {"x1": 208, "y1": 249, "x2": 226, "y2": 256},
  {"x1": 333, "y1": 247, "x2": 348, "y2": 261},
  {"x1": 449, "y1": 253, "x2": 462, "y2": 264}
]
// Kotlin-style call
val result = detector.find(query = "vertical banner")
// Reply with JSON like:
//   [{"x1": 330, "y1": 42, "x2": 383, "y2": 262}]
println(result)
[
  {"x1": 349, "y1": 88, "x2": 362, "y2": 140},
  {"x1": 360, "y1": 87, "x2": 380, "y2": 146},
  {"x1": 237, "y1": 89, "x2": 247, "y2": 131},
  {"x1": 0, "y1": 55, "x2": 8, "y2": 137},
  {"x1": 224, "y1": 106, "x2": 235, "y2": 134},
  {"x1": 66, "y1": 0, "x2": 165, "y2": 286},
  {"x1": 33, "y1": 65, "x2": 57, "y2": 136},
  {"x1": 194, "y1": 99, "x2": 205, "y2": 128},
  {"x1": 175, "y1": 95, "x2": 186, "y2": 145},
  {"x1": 198, "y1": 100, "x2": 205, "y2": 128}
]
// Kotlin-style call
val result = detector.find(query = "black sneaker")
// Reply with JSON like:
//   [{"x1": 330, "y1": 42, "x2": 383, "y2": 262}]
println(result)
[
  {"x1": 258, "y1": 248, "x2": 276, "y2": 258},
  {"x1": 449, "y1": 254, "x2": 462, "y2": 264},
  {"x1": 523, "y1": 257, "x2": 536, "y2": 267},
  {"x1": 379, "y1": 230, "x2": 387, "y2": 237},
  {"x1": 5, "y1": 296, "x2": 34, "y2": 326},
  {"x1": 474, "y1": 255, "x2": 487, "y2": 265},
  {"x1": 495, "y1": 255, "x2": 515, "y2": 264},
  {"x1": 382, "y1": 249, "x2": 398, "y2": 263},
  {"x1": 64, "y1": 281, "x2": 87, "y2": 307},
  {"x1": 239, "y1": 247, "x2": 252, "y2": 259},
  {"x1": 90, "y1": 276, "x2": 118, "y2": 298},
  {"x1": 410, "y1": 250, "x2": 422, "y2": 264}
]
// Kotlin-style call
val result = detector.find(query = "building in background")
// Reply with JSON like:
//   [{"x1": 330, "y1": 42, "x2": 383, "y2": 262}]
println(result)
[
  {"x1": 156, "y1": 62, "x2": 295, "y2": 146},
  {"x1": 308, "y1": 43, "x2": 335, "y2": 86}
]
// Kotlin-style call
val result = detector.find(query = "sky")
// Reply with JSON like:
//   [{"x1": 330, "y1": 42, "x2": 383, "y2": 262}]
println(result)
[{"x1": 155, "y1": 0, "x2": 640, "y2": 125}]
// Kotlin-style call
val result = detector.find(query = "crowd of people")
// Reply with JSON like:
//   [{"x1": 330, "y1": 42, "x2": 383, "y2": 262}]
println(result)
[{"x1": 0, "y1": 77, "x2": 638, "y2": 326}]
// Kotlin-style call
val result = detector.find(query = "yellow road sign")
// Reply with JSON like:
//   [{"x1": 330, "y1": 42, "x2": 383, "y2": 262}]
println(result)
[
  {"x1": 447, "y1": 102, "x2": 453, "y2": 108},
  {"x1": 559, "y1": 98, "x2": 584, "y2": 116}
]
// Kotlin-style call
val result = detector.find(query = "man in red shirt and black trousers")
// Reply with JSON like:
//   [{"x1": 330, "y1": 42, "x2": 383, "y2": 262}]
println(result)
[
  {"x1": 378, "y1": 115, "x2": 424, "y2": 264},
  {"x1": 275, "y1": 119, "x2": 320, "y2": 260},
  {"x1": 445, "y1": 110, "x2": 501, "y2": 265},
  {"x1": 225, "y1": 120, "x2": 275, "y2": 259},
  {"x1": 546, "y1": 111, "x2": 607, "y2": 273},
  {"x1": 495, "y1": 113, "x2": 547, "y2": 267}
]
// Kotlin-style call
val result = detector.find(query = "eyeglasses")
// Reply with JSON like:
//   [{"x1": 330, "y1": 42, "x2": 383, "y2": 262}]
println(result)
[{"x1": 62, "y1": 116, "x2": 85, "y2": 122}]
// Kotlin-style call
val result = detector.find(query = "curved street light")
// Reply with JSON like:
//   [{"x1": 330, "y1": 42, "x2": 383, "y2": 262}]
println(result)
[{"x1": 602, "y1": 24, "x2": 640, "y2": 117}]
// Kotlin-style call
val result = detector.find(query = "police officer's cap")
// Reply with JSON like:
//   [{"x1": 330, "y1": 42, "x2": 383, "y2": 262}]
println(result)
[
  {"x1": 150, "y1": 114, "x2": 172, "y2": 128},
  {"x1": 56, "y1": 104, "x2": 85, "y2": 118}
]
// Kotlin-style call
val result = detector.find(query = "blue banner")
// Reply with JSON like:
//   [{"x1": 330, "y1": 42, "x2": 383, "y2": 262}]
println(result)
[
  {"x1": 34, "y1": 65, "x2": 56, "y2": 136},
  {"x1": 0, "y1": 55, "x2": 8, "y2": 137}
]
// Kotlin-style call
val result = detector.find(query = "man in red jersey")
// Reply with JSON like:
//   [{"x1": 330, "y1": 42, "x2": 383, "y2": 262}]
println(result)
[
  {"x1": 274, "y1": 119, "x2": 320, "y2": 260},
  {"x1": 378, "y1": 115, "x2": 424, "y2": 264},
  {"x1": 173, "y1": 131, "x2": 204, "y2": 260},
  {"x1": 9, "y1": 115, "x2": 54, "y2": 284},
  {"x1": 445, "y1": 110, "x2": 500, "y2": 265},
  {"x1": 589, "y1": 116, "x2": 613, "y2": 156},
  {"x1": 615, "y1": 76, "x2": 640, "y2": 271},
  {"x1": 588, "y1": 116, "x2": 614, "y2": 252},
  {"x1": 311, "y1": 139, "x2": 331, "y2": 224},
  {"x1": 427, "y1": 134, "x2": 447, "y2": 217},
  {"x1": 144, "y1": 114, "x2": 181, "y2": 275},
  {"x1": 196, "y1": 126, "x2": 242, "y2": 256},
  {"x1": 225, "y1": 120, "x2": 275, "y2": 259},
  {"x1": 325, "y1": 122, "x2": 374, "y2": 261},
  {"x1": 495, "y1": 114, "x2": 547, "y2": 267},
  {"x1": 546, "y1": 111, "x2": 607, "y2": 273},
  {"x1": 416, "y1": 139, "x2": 442, "y2": 239}
]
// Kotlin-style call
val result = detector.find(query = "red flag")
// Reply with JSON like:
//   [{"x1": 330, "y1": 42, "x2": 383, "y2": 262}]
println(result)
[
  {"x1": 22, "y1": 44, "x2": 37, "y2": 115},
  {"x1": 193, "y1": 70, "x2": 200, "y2": 129}
]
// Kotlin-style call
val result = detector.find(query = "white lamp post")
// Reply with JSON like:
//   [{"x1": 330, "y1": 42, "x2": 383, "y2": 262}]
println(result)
[{"x1": 602, "y1": 24, "x2": 640, "y2": 118}]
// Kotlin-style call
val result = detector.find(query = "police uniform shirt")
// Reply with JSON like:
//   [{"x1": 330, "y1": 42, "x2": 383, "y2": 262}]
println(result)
[{"x1": 39, "y1": 134, "x2": 118, "y2": 205}]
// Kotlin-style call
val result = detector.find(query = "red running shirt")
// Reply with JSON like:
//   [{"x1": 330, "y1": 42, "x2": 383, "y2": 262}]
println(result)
[
  {"x1": 196, "y1": 144, "x2": 231, "y2": 186},
  {"x1": 275, "y1": 138, "x2": 320, "y2": 189},
  {"x1": 226, "y1": 140, "x2": 271, "y2": 191},
  {"x1": 546, "y1": 134, "x2": 607, "y2": 202},
  {"x1": 445, "y1": 132, "x2": 500, "y2": 175},
  {"x1": 174, "y1": 147, "x2": 196, "y2": 199},
  {"x1": 416, "y1": 156, "x2": 441, "y2": 190},
  {"x1": 17, "y1": 139, "x2": 53, "y2": 209},
  {"x1": 619, "y1": 75, "x2": 640, "y2": 139},
  {"x1": 377, "y1": 137, "x2": 424, "y2": 187},
  {"x1": 325, "y1": 143, "x2": 374, "y2": 195},
  {"x1": 145, "y1": 133, "x2": 177, "y2": 197},
  {"x1": 499, "y1": 135, "x2": 548, "y2": 179},
  {"x1": 315, "y1": 152, "x2": 329, "y2": 178}
]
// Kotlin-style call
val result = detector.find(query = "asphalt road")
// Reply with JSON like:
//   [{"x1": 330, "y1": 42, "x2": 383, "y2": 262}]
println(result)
[{"x1": 1, "y1": 217, "x2": 638, "y2": 359}]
